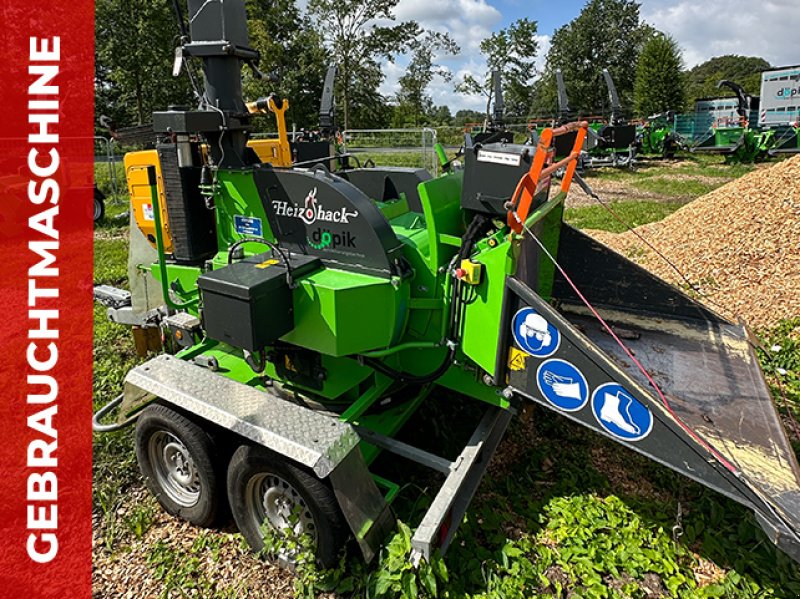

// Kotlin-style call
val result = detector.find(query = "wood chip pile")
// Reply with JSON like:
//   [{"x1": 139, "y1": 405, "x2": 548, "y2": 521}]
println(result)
[{"x1": 589, "y1": 155, "x2": 800, "y2": 329}]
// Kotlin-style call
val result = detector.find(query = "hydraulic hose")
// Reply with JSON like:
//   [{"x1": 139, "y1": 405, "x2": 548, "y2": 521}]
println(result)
[{"x1": 358, "y1": 213, "x2": 495, "y2": 384}]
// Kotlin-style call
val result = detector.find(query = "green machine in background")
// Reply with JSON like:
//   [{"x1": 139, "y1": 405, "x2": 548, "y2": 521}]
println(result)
[
  {"x1": 95, "y1": 0, "x2": 800, "y2": 569},
  {"x1": 769, "y1": 124, "x2": 800, "y2": 156},
  {"x1": 636, "y1": 111, "x2": 682, "y2": 158},
  {"x1": 548, "y1": 69, "x2": 637, "y2": 168},
  {"x1": 692, "y1": 80, "x2": 775, "y2": 163}
]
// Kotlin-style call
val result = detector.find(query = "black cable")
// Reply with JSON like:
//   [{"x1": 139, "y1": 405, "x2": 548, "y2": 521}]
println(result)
[
  {"x1": 226, "y1": 237, "x2": 295, "y2": 288},
  {"x1": 170, "y1": 0, "x2": 189, "y2": 39},
  {"x1": 362, "y1": 349, "x2": 454, "y2": 385},
  {"x1": 359, "y1": 213, "x2": 494, "y2": 384}
]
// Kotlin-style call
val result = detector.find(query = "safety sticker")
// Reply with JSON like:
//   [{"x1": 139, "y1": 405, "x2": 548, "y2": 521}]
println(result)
[
  {"x1": 507, "y1": 347, "x2": 529, "y2": 371},
  {"x1": 142, "y1": 203, "x2": 154, "y2": 222},
  {"x1": 234, "y1": 215, "x2": 263, "y2": 237},
  {"x1": 591, "y1": 382, "x2": 653, "y2": 442},
  {"x1": 536, "y1": 359, "x2": 589, "y2": 412},
  {"x1": 511, "y1": 307, "x2": 561, "y2": 358}
]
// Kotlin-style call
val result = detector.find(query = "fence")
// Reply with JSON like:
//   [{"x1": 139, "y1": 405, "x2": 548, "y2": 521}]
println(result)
[
  {"x1": 342, "y1": 128, "x2": 439, "y2": 175},
  {"x1": 94, "y1": 136, "x2": 123, "y2": 200}
]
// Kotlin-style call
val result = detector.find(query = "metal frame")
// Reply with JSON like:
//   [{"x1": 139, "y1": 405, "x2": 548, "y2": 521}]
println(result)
[
  {"x1": 411, "y1": 404, "x2": 515, "y2": 561},
  {"x1": 102, "y1": 354, "x2": 519, "y2": 563},
  {"x1": 357, "y1": 403, "x2": 516, "y2": 562}
]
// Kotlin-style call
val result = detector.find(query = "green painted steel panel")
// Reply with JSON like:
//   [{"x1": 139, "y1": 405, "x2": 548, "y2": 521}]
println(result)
[
  {"x1": 418, "y1": 172, "x2": 464, "y2": 271},
  {"x1": 214, "y1": 170, "x2": 274, "y2": 248},
  {"x1": 459, "y1": 196, "x2": 566, "y2": 377},
  {"x1": 459, "y1": 239, "x2": 518, "y2": 376},
  {"x1": 715, "y1": 127, "x2": 745, "y2": 146},
  {"x1": 282, "y1": 268, "x2": 410, "y2": 357}
]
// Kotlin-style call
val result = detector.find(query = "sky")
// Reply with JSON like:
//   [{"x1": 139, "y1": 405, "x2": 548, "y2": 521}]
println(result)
[{"x1": 372, "y1": 0, "x2": 799, "y2": 112}]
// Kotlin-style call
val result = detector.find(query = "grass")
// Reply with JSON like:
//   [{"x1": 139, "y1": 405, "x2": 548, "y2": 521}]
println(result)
[
  {"x1": 565, "y1": 201, "x2": 684, "y2": 232},
  {"x1": 91, "y1": 155, "x2": 800, "y2": 597},
  {"x1": 350, "y1": 150, "x2": 435, "y2": 170},
  {"x1": 632, "y1": 177, "x2": 720, "y2": 198},
  {"x1": 581, "y1": 152, "x2": 760, "y2": 199}
]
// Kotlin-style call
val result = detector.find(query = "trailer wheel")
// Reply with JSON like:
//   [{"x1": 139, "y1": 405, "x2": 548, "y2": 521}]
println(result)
[
  {"x1": 227, "y1": 445, "x2": 347, "y2": 567},
  {"x1": 93, "y1": 187, "x2": 106, "y2": 223},
  {"x1": 135, "y1": 403, "x2": 222, "y2": 527}
]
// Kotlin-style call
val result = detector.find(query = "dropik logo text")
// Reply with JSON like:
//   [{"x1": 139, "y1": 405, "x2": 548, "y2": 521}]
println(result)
[
  {"x1": 308, "y1": 228, "x2": 357, "y2": 250},
  {"x1": 776, "y1": 86, "x2": 800, "y2": 99}
]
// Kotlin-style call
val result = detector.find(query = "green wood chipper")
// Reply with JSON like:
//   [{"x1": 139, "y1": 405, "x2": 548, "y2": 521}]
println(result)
[
  {"x1": 637, "y1": 111, "x2": 682, "y2": 159},
  {"x1": 94, "y1": 0, "x2": 800, "y2": 568},
  {"x1": 691, "y1": 80, "x2": 776, "y2": 163},
  {"x1": 546, "y1": 69, "x2": 638, "y2": 168}
]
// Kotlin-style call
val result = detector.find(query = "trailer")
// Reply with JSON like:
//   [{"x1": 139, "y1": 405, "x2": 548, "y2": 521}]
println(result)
[
  {"x1": 759, "y1": 66, "x2": 800, "y2": 156},
  {"x1": 691, "y1": 80, "x2": 775, "y2": 163},
  {"x1": 94, "y1": 0, "x2": 800, "y2": 570}
]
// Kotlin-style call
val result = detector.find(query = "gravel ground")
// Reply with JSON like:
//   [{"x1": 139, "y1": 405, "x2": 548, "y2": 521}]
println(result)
[
  {"x1": 92, "y1": 486, "x2": 297, "y2": 598},
  {"x1": 564, "y1": 175, "x2": 670, "y2": 207},
  {"x1": 588, "y1": 154, "x2": 800, "y2": 328}
]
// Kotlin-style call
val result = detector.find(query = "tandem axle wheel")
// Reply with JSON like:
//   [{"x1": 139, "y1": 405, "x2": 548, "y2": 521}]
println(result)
[{"x1": 133, "y1": 402, "x2": 348, "y2": 566}]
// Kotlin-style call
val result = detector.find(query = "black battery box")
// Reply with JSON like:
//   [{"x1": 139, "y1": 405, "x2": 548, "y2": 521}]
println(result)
[
  {"x1": 462, "y1": 142, "x2": 541, "y2": 216},
  {"x1": 197, "y1": 252, "x2": 321, "y2": 352}
]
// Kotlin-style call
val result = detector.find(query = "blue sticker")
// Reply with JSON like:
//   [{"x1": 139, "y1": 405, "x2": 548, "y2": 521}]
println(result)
[
  {"x1": 234, "y1": 215, "x2": 263, "y2": 237},
  {"x1": 591, "y1": 383, "x2": 653, "y2": 441},
  {"x1": 536, "y1": 359, "x2": 589, "y2": 412},
  {"x1": 511, "y1": 307, "x2": 561, "y2": 358}
]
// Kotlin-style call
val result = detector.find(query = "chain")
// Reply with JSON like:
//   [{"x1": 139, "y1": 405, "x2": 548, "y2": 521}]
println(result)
[{"x1": 672, "y1": 499, "x2": 684, "y2": 544}]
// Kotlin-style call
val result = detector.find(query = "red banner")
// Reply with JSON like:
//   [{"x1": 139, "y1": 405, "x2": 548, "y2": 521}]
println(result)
[{"x1": 0, "y1": 1, "x2": 94, "y2": 596}]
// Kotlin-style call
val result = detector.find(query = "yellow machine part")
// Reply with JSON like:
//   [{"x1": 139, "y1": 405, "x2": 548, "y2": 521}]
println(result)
[
  {"x1": 247, "y1": 139, "x2": 292, "y2": 166},
  {"x1": 123, "y1": 96, "x2": 291, "y2": 252},
  {"x1": 124, "y1": 150, "x2": 173, "y2": 253},
  {"x1": 245, "y1": 96, "x2": 292, "y2": 166}
]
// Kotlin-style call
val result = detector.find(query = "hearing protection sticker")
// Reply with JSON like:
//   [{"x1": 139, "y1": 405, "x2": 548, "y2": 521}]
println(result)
[
  {"x1": 591, "y1": 382, "x2": 653, "y2": 442},
  {"x1": 234, "y1": 215, "x2": 263, "y2": 237},
  {"x1": 536, "y1": 359, "x2": 589, "y2": 412},
  {"x1": 512, "y1": 307, "x2": 561, "y2": 358}
]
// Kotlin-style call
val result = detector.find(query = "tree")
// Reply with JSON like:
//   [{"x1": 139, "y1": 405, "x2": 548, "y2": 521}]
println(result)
[
  {"x1": 395, "y1": 31, "x2": 459, "y2": 126},
  {"x1": 634, "y1": 33, "x2": 686, "y2": 116},
  {"x1": 456, "y1": 18, "x2": 540, "y2": 119},
  {"x1": 428, "y1": 105, "x2": 453, "y2": 126},
  {"x1": 95, "y1": 0, "x2": 194, "y2": 126},
  {"x1": 453, "y1": 109, "x2": 485, "y2": 126},
  {"x1": 308, "y1": 0, "x2": 420, "y2": 129},
  {"x1": 533, "y1": 0, "x2": 654, "y2": 117},
  {"x1": 243, "y1": 0, "x2": 329, "y2": 130},
  {"x1": 684, "y1": 55, "x2": 770, "y2": 102}
]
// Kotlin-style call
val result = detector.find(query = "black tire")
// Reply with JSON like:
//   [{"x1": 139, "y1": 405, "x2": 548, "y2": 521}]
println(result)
[
  {"x1": 227, "y1": 445, "x2": 347, "y2": 567},
  {"x1": 93, "y1": 188, "x2": 105, "y2": 223},
  {"x1": 135, "y1": 403, "x2": 222, "y2": 527}
]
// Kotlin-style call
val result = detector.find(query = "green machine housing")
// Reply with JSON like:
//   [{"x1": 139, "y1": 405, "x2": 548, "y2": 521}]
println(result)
[{"x1": 97, "y1": 0, "x2": 800, "y2": 569}]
